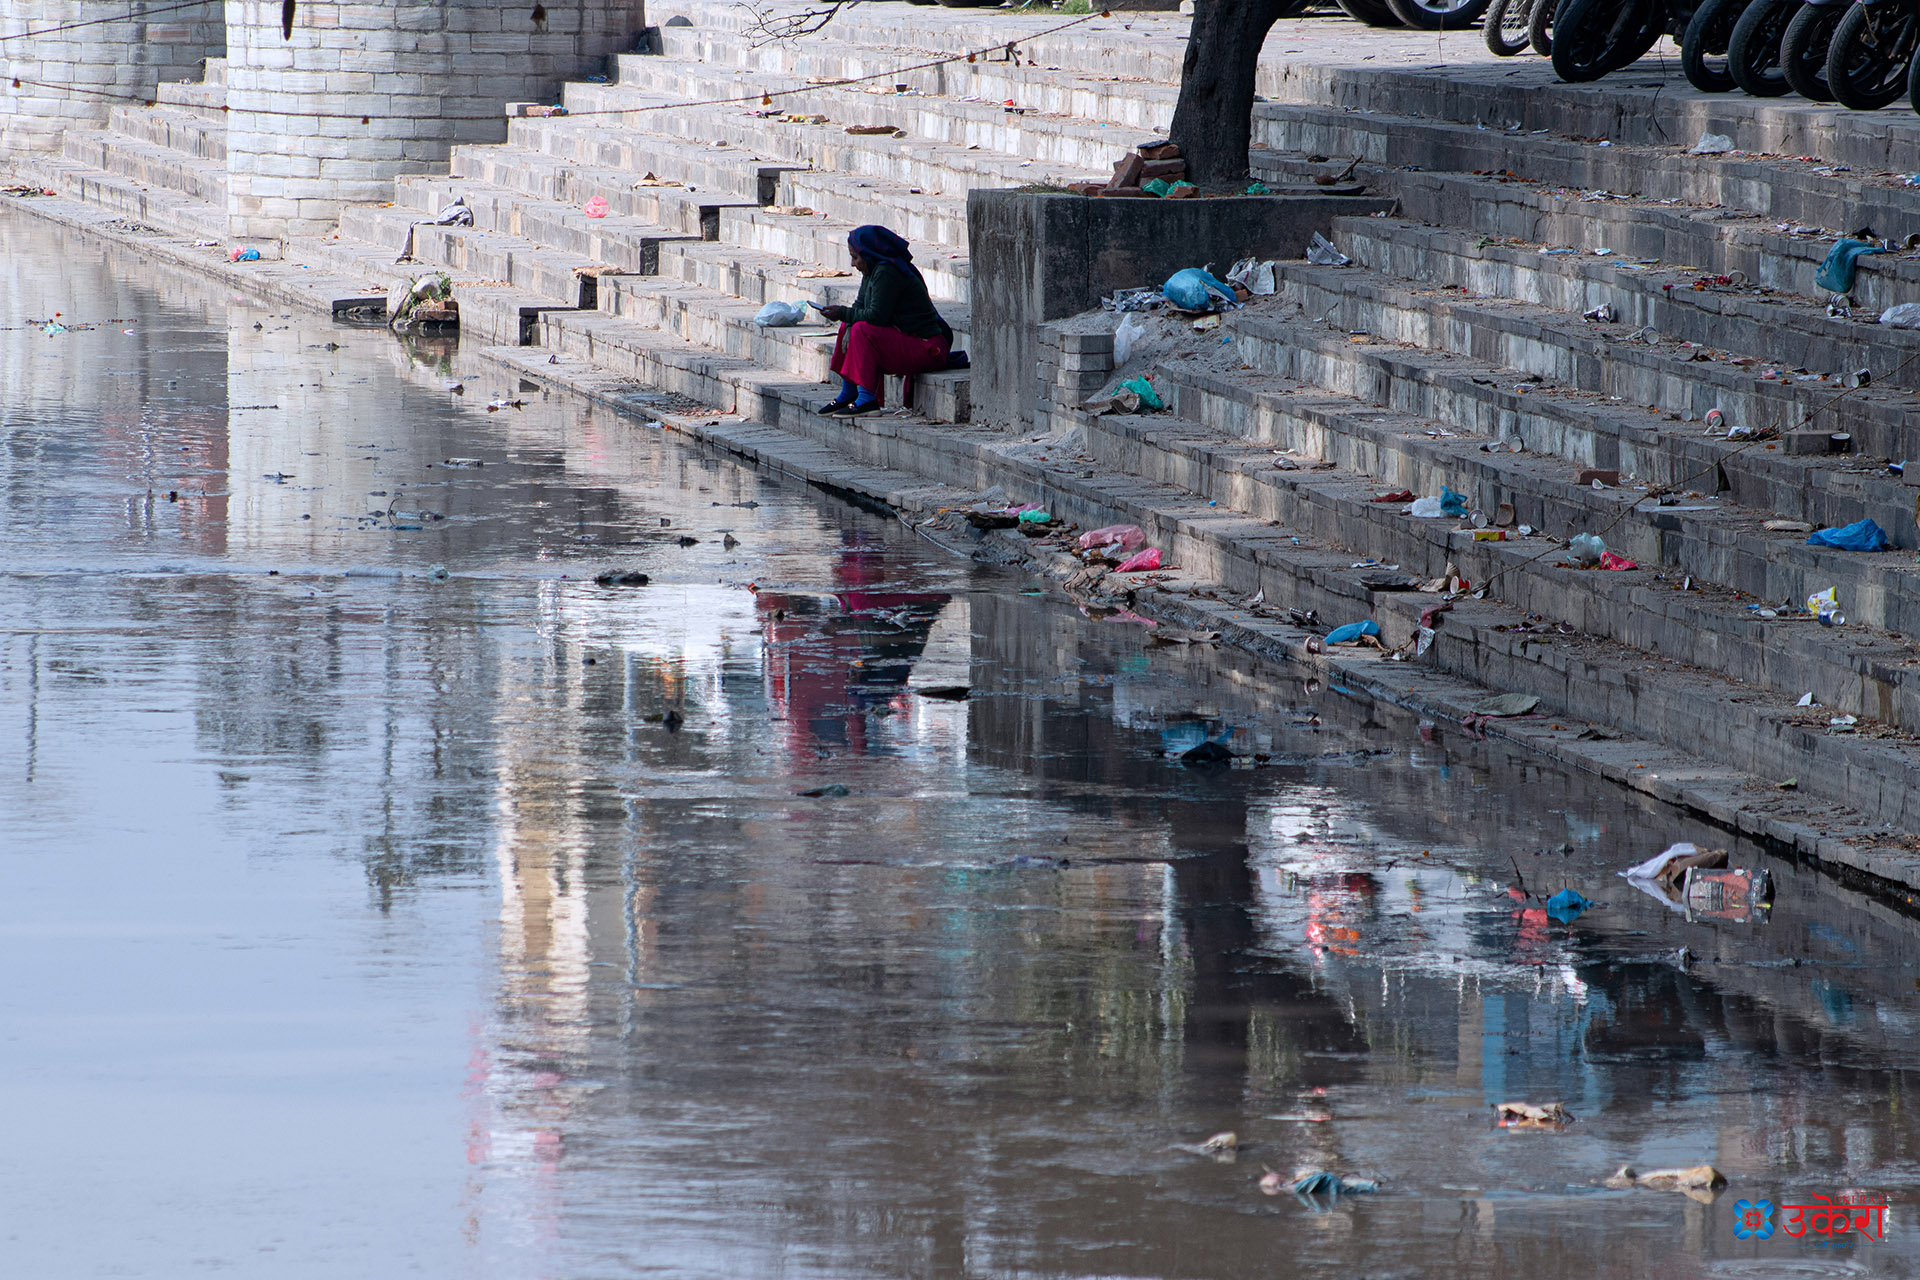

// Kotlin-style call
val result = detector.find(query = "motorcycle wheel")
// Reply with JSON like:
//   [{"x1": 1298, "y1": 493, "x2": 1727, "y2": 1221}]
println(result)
[
  {"x1": 1684, "y1": 0, "x2": 1748, "y2": 88},
  {"x1": 1388, "y1": 0, "x2": 1495, "y2": 28},
  {"x1": 1825, "y1": 0, "x2": 1919, "y2": 108},
  {"x1": 1729, "y1": 0, "x2": 1800, "y2": 92},
  {"x1": 1486, "y1": 0, "x2": 1538, "y2": 52},
  {"x1": 1781, "y1": 1, "x2": 1844, "y2": 99},
  {"x1": 1530, "y1": 0, "x2": 1557, "y2": 50},
  {"x1": 1338, "y1": 0, "x2": 1410, "y2": 25},
  {"x1": 1552, "y1": 0, "x2": 1658, "y2": 78}
]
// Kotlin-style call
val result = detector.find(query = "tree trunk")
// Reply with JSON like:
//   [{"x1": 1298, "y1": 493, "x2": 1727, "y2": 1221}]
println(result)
[{"x1": 1168, "y1": 0, "x2": 1288, "y2": 188}]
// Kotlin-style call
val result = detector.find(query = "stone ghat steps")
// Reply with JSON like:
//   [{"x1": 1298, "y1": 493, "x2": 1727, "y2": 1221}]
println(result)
[
  {"x1": 1265, "y1": 256, "x2": 1920, "y2": 466},
  {"x1": 9, "y1": 152, "x2": 227, "y2": 243},
  {"x1": 651, "y1": 25, "x2": 1179, "y2": 133},
  {"x1": 59, "y1": 128, "x2": 227, "y2": 208},
  {"x1": 107, "y1": 105, "x2": 226, "y2": 163},
  {"x1": 154, "y1": 59, "x2": 226, "y2": 119},
  {"x1": 539, "y1": 302, "x2": 970, "y2": 425},
  {"x1": 552, "y1": 82, "x2": 1109, "y2": 201},
  {"x1": 440, "y1": 134, "x2": 972, "y2": 302},
  {"x1": 1326, "y1": 217, "x2": 1920, "y2": 404},
  {"x1": 1373, "y1": 167, "x2": 1920, "y2": 316},
  {"x1": 306, "y1": 233, "x2": 578, "y2": 349},
  {"x1": 1259, "y1": 57, "x2": 1920, "y2": 178},
  {"x1": 501, "y1": 115, "x2": 797, "y2": 206},
  {"x1": 1219, "y1": 309, "x2": 1914, "y2": 556},
  {"x1": 335, "y1": 204, "x2": 602, "y2": 310},
  {"x1": 609, "y1": 47, "x2": 1156, "y2": 176},
  {"x1": 385, "y1": 176, "x2": 703, "y2": 277},
  {"x1": 1250, "y1": 105, "x2": 1920, "y2": 250},
  {"x1": 1117, "y1": 355, "x2": 1920, "y2": 735}
]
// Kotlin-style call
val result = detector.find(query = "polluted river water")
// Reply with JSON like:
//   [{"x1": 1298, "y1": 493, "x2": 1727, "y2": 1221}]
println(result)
[{"x1": 4, "y1": 208, "x2": 1920, "y2": 1279}]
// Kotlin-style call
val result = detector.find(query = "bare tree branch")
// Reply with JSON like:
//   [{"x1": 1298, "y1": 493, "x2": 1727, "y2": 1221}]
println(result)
[{"x1": 738, "y1": 0, "x2": 862, "y2": 45}]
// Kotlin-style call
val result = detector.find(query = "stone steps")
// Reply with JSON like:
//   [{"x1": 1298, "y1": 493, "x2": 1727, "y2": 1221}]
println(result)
[
  {"x1": 335, "y1": 203, "x2": 600, "y2": 308},
  {"x1": 447, "y1": 140, "x2": 759, "y2": 239},
  {"x1": 1116, "y1": 359, "x2": 1920, "y2": 734},
  {"x1": 1262, "y1": 257, "x2": 1920, "y2": 464},
  {"x1": 1215, "y1": 309, "x2": 1915, "y2": 554},
  {"x1": 306, "y1": 232, "x2": 581, "y2": 348},
  {"x1": 385, "y1": 175, "x2": 702, "y2": 276},
  {"x1": 9, "y1": 152, "x2": 228, "y2": 243},
  {"x1": 59, "y1": 129, "x2": 227, "y2": 207},
  {"x1": 107, "y1": 105, "x2": 226, "y2": 163},
  {"x1": 154, "y1": 62, "x2": 226, "y2": 118}
]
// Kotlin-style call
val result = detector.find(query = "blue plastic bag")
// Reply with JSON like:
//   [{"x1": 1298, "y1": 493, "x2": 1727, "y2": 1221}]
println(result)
[
  {"x1": 1440, "y1": 485, "x2": 1469, "y2": 517},
  {"x1": 1806, "y1": 518, "x2": 1891, "y2": 552},
  {"x1": 1161, "y1": 267, "x2": 1235, "y2": 312},
  {"x1": 1324, "y1": 620, "x2": 1381, "y2": 645},
  {"x1": 1815, "y1": 239, "x2": 1885, "y2": 294},
  {"x1": 1544, "y1": 888, "x2": 1593, "y2": 923}
]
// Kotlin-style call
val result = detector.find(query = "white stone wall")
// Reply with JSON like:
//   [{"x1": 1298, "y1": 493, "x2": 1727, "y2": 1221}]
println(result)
[
  {"x1": 225, "y1": 0, "x2": 645, "y2": 240},
  {"x1": 0, "y1": 0, "x2": 225, "y2": 152}
]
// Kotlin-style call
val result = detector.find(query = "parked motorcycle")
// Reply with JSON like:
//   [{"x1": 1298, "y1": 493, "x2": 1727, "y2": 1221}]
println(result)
[
  {"x1": 1486, "y1": 0, "x2": 1547, "y2": 52},
  {"x1": 1550, "y1": 0, "x2": 1681, "y2": 82},
  {"x1": 1780, "y1": 0, "x2": 1848, "y2": 99},
  {"x1": 1727, "y1": 0, "x2": 1801, "y2": 93},
  {"x1": 1530, "y1": 0, "x2": 1558, "y2": 50},
  {"x1": 1389, "y1": 0, "x2": 1494, "y2": 25},
  {"x1": 1825, "y1": 0, "x2": 1918, "y2": 108},
  {"x1": 1684, "y1": 0, "x2": 1750, "y2": 89}
]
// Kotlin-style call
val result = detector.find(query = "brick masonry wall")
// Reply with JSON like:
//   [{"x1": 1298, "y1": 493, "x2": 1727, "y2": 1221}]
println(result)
[
  {"x1": 225, "y1": 0, "x2": 646, "y2": 240},
  {"x1": 0, "y1": 0, "x2": 225, "y2": 152}
]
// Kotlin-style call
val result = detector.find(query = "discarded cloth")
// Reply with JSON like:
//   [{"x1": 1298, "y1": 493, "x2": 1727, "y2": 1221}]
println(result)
[
  {"x1": 1806, "y1": 517, "x2": 1891, "y2": 551},
  {"x1": 1324, "y1": 620, "x2": 1381, "y2": 645},
  {"x1": 1815, "y1": 238, "x2": 1885, "y2": 294},
  {"x1": 429, "y1": 197, "x2": 472, "y2": 226},
  {"x1": 1161, "y1": 267, "x2": 1236, "y2": 312},
  {"x1": 1439, "y1": 486, "x2": 1469, "y2": 517}
]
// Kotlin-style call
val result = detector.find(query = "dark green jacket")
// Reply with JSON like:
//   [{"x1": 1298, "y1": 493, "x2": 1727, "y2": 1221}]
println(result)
[{"x1": 844, "y1": 262, "x2": 949, "y2": 342}]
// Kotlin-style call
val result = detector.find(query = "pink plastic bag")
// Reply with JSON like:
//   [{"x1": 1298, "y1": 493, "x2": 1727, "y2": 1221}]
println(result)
[
  {"x1": 1599, "y1": 551, "x2": 1638, "y2": 571},
  {"x1": 1115, "y1": 547, "x2": 1162, "y2": 572},
  {"x1": 1077, "y1": 524, "x2": 1146, "y2": 553},
  {"x1": 583, "y1": 195, "x2": 609, "y2": 219}
]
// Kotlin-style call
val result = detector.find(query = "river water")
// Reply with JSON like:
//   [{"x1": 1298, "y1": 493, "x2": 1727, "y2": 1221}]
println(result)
[{"x1": 4, "y1": 208, "x2": 1919, "y2": 1278}]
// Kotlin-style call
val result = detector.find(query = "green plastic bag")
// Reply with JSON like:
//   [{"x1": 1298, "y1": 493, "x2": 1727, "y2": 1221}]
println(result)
[
  {"x1": 1120, "y1": 377, "x2": 1163, "y2": 410},
  {"x1": 1143, "y1": 178, "x2": 1172, "y2": 198}
]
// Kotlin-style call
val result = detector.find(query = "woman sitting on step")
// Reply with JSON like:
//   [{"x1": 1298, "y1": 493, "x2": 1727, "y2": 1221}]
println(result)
[{"x1": 817, "y1": 225, "x2": 952, "y2": 418}]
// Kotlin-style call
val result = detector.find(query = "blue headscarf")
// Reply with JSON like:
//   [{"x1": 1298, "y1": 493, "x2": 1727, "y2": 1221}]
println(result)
[{"x1": 849, "y1": 225, "x2": 923, "y2": 286}]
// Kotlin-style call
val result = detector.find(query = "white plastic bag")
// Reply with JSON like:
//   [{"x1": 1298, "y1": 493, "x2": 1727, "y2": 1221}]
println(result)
[
  {"x1": 1225, "y1": 258, "x2": 1278, "y2": 295},
  {"x1": 1408, "y1": 496, "x2": 1444, "y2": 518},
  {"x1": 754, "y1": 299, "x2": 808, "y2": 327},
  {"x1": 1621, "y1": 842, "x2": 1699, "y2": 880},
  {"x1": 1690, "y1": 132, "x2": 1734, "y2": 155},
  {"x1": 1307, "y1": 232, "x2": 1350, "y2": 267},
  {"x1": 1113, "y1": 314, "x2": 1147, "y2": 367},
  {"x1": 1881, "y1": 302, "x2": 1920, "y2": 328}
]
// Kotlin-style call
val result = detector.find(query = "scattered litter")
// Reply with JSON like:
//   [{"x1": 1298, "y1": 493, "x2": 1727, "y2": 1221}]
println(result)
[
  {"x1": 1113, "y1": 313, "x2": 1147, "y2": 365},
  {"x1": 228, "y1": 246, "x2": 260, "y2": 262},
  {"x1": 1815, "y1": 238, "x2": 1885, "y2": 294},
  {"x1": 1830, "y1": 713, "x2": 1858, "y2": 727},
  {"x1": 754, "y1": 299, "x2": 808, "y2": 326},
  {"x1": 1117, "y1": 376, "x2": 1164, "y2": 411},
  {"x1": 1598, "y1": 551, "x2": 1638, "y2": 570},
  {"x1": 1569, "y1": 532, "x2": 1607, "y2": 566},
  {"x1": 1440, "y1": 486, "x2": 1469, "y2": 517},
  {"x1": 1245, "y1": 180, "x2": 1271, "y2": 196},
  {"x1": 1763, "y1": 519, "x2": 1811, "y2": 532},
  {"x1": 1373, "y1": 488, "x2": 1416, "y2": 503},
  {"x1": 1685, "y1": 867, "x2": 1773, "y2": 920},
  {"x1": 1306, "y1": 232, "x2": 1351, "y2": 266},
  {"x1": 796, "y1": 267, "x2": 850, "y2": 278},
  {"x1": 1225, "y1": 257, "x2": 1278, "y2": 296},
  {"x1": 1806, "y1": 518, "x2": 1890, "y2": 551},
  {"x1": 1544, "y1": 888, "x2": 1594, "y2": 922},
  {"x1": 1880, "y1": 302, "x2": 1920, "y2": 329},
  {"x1": 1689, "y1": 132, "x2": 1734, "y2": 155},
  {"x1": 1797, "y1": 692, "x2": 1818, "y2": 707},
  {"x1": 1079, "y1": 524, "x2": 1147, "y2": 554},
  {"x1": 1408, "y1": 496, "x2": 1445, "y2": 518},
  {"x1": 1581, "y1": 303, "x2": 1617, "y2": 323},
  {"x1": 1325, "y1": 620, "x2": 1381, "y2": 645},
  {"x1": 1606, "y1": 1165, "x2": 1727, "y2": 1195},
  {"x1": 428, "y1": 197, "x2": 472, "y2": 226},
  {"x1": 1115, "y1": 547, "x2": 1163, "y2": 572},
  {"x1": 1805, "y1": 587, "x2": 1842, "y2": 624},
  {"x1": 1292, "y1": 1170, "x2": 1378, "y2": 1196},
  {"x1": 1496, "y1": 1101, "x2": 1574, "y2": 1128},
  {"x1": 1472, "y1": 692, "x2": 1540, "y2": 717},
  {"x1": 1200, "y1": 1131, "x2": 1238, "y2": 1153},
  {"x1": 1162, "y1": 267, "x2": 1237, "y2": 311}
]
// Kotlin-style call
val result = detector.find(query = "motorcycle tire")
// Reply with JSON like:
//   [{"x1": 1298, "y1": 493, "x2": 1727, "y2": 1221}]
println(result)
[
  {"x1": 1486, "y1": 0, "x2": 1537, "y2": 52},
  {"x1": 1338, "y1": 0, "x2": 1409, "y2": 25},
  {"x1": 1683, "y1": 0, "x2": 1748, "y2": 89},
  {"x1": 1825, "y1": 0, "x2": 1919, "y2": 108},
  {"x1": 1552, "y1": 0, "x2": 1646, "y2": 78},
  {"x1": 1728, "y1": 0, "x2": 1800, "y2": 93},
  {"x1": 1781, "y1": 1, "x2": 1844, "y2": 99},
  {"x1": 1388, "y1": 0, "x2": 1495, "y2": 28},
  {"x1": 1530, "y1": 0, "x2": 1556, "y2": 52}
]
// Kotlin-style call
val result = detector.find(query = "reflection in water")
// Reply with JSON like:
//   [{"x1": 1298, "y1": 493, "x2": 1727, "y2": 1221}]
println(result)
[{"x1": 3, "y1": 208, "x2": 1920, "y2": 1279}]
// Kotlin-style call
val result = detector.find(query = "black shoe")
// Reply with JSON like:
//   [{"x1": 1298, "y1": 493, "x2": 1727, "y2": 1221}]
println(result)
[
  {"x1": 828, "y1": 399, "x2": 881, "y2": 418},
  {"x1": 817, "y1": 397, "x2": 856, "y2": 415}
]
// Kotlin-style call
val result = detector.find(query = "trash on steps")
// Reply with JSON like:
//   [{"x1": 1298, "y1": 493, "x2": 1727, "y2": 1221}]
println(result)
[
  {"x1": 1306, "y1": 232, "x2": 1351, "y2": 266},
  {"x1": 1806, "y1": 518, "x2": 1890, "y2": 551},
  {"x1": 1881, "y1": 302, "x2": 1920, "y2": 328},
  {"x1": 1690, "y1": 132, "x2": 1734, "y2": 154},
  {"x1": 1815, "y1": 238, "x2": 1885, "y2": 294},
  {"x1": 1569, "y1": 532, "x2": 1607, "y2": 566},
  {"x1": 1161, "y1": 267, "x2": 1237, "y2": 312},
  {"x1": 1598, "y1": 551, "x2": 1638, "y2": 570},
  {"x1": 1805, "y1": 587, "x2": 1844, "y2": 625},
  {"x1": 1324, "y1": 620, "x2": 1381, "y2": 645},
  {"x1": 1544, "y1": 888, "x2": 1594, "y2": 921},
  {"x1": 1471, "y1": 692, "x2": 1540, "y2": 717},
  {"x1": 1225, "y1": 257, "x2": 1278, "y2": 295},
  {"x1": 1621, "y1": 842, "x2": 1727, "y2": 890},
  {"x1": 228, "y1": 246, "x2": 260, "y2": 262},
  {"x1": 428, "y1": 197, "x2": 472, "y2": 226},
  {"x1": 1078, "y1": 524, "x2": 1147, "y2": 554},
  {"x1": 583, "y1": 195, "x2": 608, "y2": 218},
  {"x1": 1292, "y1": 1170, "x2": 1379, "y2": 1196},
  {"x1": 1113, "y1": 313, "x2": 1146, "y2": 365},
  {"x1": 1116, "y1": 376, "x2": 1164, "y2": 411},
  {"x1": 1115, "y1": 547, "x2": 1162, "y2": 572},
  {"x1": 1606, "y1": 1165, "x2": 1727, "y2": 1196},
  {"x1": 754, "y1": 299, "x2": 808, "y2": 326}
]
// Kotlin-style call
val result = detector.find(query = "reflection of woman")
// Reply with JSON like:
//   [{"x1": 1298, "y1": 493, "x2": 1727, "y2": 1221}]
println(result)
[{"x1": 817, "y1": 225, "x2": 952, "y2": 418}]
